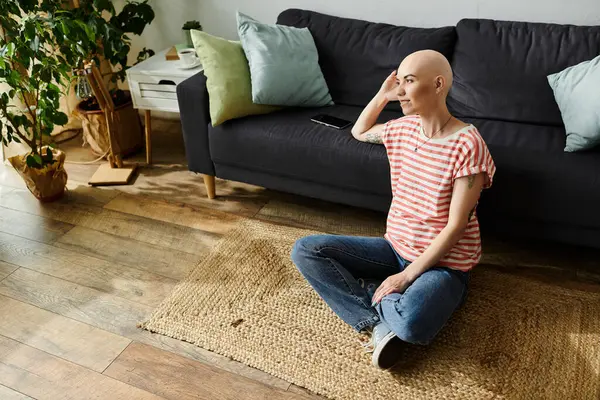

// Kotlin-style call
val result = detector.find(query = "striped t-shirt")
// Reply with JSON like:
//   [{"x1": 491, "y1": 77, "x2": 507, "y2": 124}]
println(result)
[{"x1": 382, "y1": 115, "x2": 496, "y2": 272}]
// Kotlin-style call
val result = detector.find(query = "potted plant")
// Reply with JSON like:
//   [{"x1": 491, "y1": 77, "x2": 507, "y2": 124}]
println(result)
[
  {"x1": 182, "y1": 20, "x2": 202, "y2": 48},
  {"x1": 0, "y1": 0, "x2": 91, "y2": 201},
  {"x1": 70, "y1": 0, "x2": 155, "y2": 159}
]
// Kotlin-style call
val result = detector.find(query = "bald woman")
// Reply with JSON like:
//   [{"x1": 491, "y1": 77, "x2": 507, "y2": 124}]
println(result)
[{"x1": 291, "y1": 50, "x2": 496, "y2": 370}]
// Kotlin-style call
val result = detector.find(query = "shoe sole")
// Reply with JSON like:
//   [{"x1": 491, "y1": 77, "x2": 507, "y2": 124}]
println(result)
[{"x1": 371, "y1": 331, "x2": 403, "y2": 370}]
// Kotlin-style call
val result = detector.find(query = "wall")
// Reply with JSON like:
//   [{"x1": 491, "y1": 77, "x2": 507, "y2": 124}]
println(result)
[
  {"x1": 124, "y1": 0, "x2": 600, "y2": 55},
  {"x1": 112, "y1": 0, "x2": 599, "y2": 120}
]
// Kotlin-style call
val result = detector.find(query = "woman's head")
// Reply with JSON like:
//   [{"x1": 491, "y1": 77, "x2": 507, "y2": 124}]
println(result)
[{"x1": 394, "y1": 50, "x2": 453, "y2": 115}]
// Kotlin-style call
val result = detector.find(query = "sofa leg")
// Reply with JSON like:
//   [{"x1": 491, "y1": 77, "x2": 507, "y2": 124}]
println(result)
[{"x1": 202, "y1": 174, "x2": 216, "y2": 199}]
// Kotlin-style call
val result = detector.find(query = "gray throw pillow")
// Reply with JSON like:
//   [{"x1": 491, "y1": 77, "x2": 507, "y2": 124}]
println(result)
[
  {"x1": 547, "y1": 55, "x2": 600, "y2": 152},
  {"x1": 236, "y1": 11, "x2": 333, "y2": 107}
]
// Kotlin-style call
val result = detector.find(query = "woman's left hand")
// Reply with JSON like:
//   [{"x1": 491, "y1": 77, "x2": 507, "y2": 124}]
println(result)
[{"x1": 371, "y1": 272, "x2": 414, "y2": 306}]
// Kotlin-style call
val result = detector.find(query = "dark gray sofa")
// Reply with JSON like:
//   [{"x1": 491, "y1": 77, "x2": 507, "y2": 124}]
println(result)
[{"x1": 177, "y1": 9, "x2": 600, "y2": 249}]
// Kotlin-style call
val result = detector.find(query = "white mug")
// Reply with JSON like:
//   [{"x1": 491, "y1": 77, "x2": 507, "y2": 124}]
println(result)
[{"x1": 178, "y1": 49, "x2": 199, "y2": 67}]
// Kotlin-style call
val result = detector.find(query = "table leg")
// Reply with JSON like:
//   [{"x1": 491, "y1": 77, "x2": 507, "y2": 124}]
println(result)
[{"x1": 145, "y1": 110, "x2": 152, "y2": 165}]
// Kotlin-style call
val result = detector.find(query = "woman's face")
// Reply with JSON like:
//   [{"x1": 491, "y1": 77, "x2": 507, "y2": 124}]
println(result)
[{"x1": 395, "y1": 60, "x2": 442, "y2": 115}]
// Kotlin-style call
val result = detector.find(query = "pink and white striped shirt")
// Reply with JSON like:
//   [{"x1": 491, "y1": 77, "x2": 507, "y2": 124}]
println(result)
[{"x1": 382, "y1": 115, "x2": 496, "y2": 271}]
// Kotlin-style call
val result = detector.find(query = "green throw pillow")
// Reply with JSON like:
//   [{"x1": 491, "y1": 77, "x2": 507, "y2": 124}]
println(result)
[
  {"x1": 236, "y1": 12, "x2": 333, "y2": 107},
  {"x1": 547, "y1": 55, "x2": 600, "y2": 152},
  {"x1": 190, "y1": 30, "x2": 279, "y2": 126}
]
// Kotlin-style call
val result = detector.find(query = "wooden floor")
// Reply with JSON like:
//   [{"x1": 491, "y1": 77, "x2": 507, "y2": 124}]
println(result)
[
  {"x1": 0, "y1": 118, "x2": 598, "y2": 400},
  {"x1": 0, "y1": 119, "x2": 325, "y2": 400}
]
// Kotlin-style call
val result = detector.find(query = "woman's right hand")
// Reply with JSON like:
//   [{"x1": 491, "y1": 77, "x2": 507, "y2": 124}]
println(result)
[{"x1": 378, "y1": 70, "x2": 399, "y2": 102}]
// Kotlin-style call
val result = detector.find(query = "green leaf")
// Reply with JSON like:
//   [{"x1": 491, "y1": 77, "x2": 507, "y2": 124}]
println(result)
[
  {"x1": 47, "y1": 83, "x2": 60, "y2": 94},
  {"x1": 24, "y1": 21, "x2": 35, "y2": 40},
  {"x1": 5, "y1": 42, "x2": 15, "y2": 57},
  {"x1": 33, "y1": 154, "x2": 43, "y2": 166},
  {"x1": 0, "y1": 58, "x2": 5, "y2": 69},
  {"x1": 40, "y1": 67, "x2": 52, "y2": 83},
  {"x1": 52, "y1": 111, "x2": 68, "y2": 126},
  {"x1": 75, "y1": 20, "x2": 95, "y2": 42},
  {"x1": 43, "y1": 146, "x2": 54, "y2": 163},
  {"x1": 32, "y1": 63, "x2": 42, "y2": 76},
  {"x1": 60, "y1": 20, "x2": 70, "y2": 35},
  {"x1": 26, "y1": 154, "x2": 41, "y2": 168}
]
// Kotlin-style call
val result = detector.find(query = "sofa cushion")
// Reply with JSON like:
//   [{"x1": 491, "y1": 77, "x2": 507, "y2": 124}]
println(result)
[
  {"x1": 189, "y1": 30, "x2": 279, "y2": 126},
  {"x1": 461, "y1": 117, "x2": 566, "y2": 153},
  {"x1": 547, "y1": 55, "x2": 600, "y2": 152},
  {"x1": 236, "y1": 11, "x2": 333, "y2": 107},
  {"x1": 276, "y1": 9, "x2": 456, "y2": 110},
  {"x1": 209, "y1": 105, "x2": 402, "y2": 196},
  {"x1": 448, "y1": 19, "x2": 600, "y2": 126},
  {"x1": 479, "y1": 145, "x2": 600, "y2": 229},
  {"x1": 457, "y1": 117, "x2": 600, "y2": 228}
]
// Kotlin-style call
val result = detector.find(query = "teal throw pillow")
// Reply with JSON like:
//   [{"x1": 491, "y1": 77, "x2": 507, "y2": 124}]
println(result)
[
  {"x1": 236, "y1": 11, "x2": 333, "y2": 107},
  {"x1": 547, "y1": 55, "x2": 600, "y2": 152}
]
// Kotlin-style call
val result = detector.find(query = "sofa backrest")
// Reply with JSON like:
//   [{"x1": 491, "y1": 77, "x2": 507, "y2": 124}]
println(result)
[
  {"x1": 448, "y1": 19, "x2": 600, "y2": 126},
  {"x1": 277, "y1": 9, "x2": 457, "y2": 109}
]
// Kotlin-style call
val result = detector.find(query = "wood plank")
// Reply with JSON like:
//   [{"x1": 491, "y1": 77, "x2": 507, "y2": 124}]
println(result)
[
  {"x1": 0, "y1": 384, "x2": 34, "y2": 400},
  {"x1": 0, "y1": 261, "x2": 18, "y2": 281},
  {"x1": 0, "y1": 231, "x2": 176, "y2": 308},
  {"x1": 0, "y1": 185, "x2": 15, "y2": 197},
  {"x1": 0, "y1": 186, "x2": 103, "y2": 221},
  {"x1": 54, "y1": 226, "x2": 200, "y2": 280},
  {"x1": 63, "y1": 162, "x2": 103, "y2": 184},
  {"x1": 64, "y1": 165, "x2": 269, "y2": 218},
  {"x1": 64, "y1": 184, "x2": 123, "y2": 206},
  {"x1": 104, "y1": 193, "x2": 242, "y2": 235},
  {"x1": 0, "y1": 168, "x2": 118, "y2": 208},
  {"x1": 0, "y1": 206, "x2": 74, "y2": 244},
  {"x1": 0, "y1": 335, "x2": 163, "y2": 400},
  {"x1": 0, "y1": 184, "x2": 119, "y2": 212},
  {"x1": 0, "y1": 189, "x2": 221, "y2": 256},
  {"x1": 104, "y1": 342, "x2": 310, "y2": 400},
  {"x1": 85, "y1": 166, "x2": 270, "y2": 218},
  {"x1": 287, "y1": 384, "x2": 324, "y2": 399},
  {"x1": 0, "y1": 295, "x2": 130, "y2": 372},
  {"x1": 0, "y1": 267, "x2": 291, "y2": 391},
  {"x1": 0, "y1": 166, "x2": 27, "y2": 190}
]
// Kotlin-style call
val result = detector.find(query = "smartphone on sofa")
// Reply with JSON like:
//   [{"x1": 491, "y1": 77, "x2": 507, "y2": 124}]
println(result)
[{"x1": 310, "y1": 114, "x2": 353, "y2": 130}]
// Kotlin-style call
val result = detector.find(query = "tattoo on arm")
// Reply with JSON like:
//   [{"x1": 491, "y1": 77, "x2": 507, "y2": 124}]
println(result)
[
  {"x1": 467, "y1": 175, "x2": 475, "y2": 189},
  {"x1": 363, "y1": 132, "x2": 383, "y2": 144}
]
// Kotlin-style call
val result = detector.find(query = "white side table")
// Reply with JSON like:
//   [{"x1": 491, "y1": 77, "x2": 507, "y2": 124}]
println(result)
[{"x1": 126, "y1": 48, "x2": 203, "y2": 165}]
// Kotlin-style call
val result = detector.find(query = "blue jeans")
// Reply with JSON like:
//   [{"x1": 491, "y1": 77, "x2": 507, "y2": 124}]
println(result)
[{"x1": 291, "y1": 234, "x2": 470, "y2": 345}]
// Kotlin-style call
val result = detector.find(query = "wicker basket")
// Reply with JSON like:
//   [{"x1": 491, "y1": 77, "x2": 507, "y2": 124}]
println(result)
[{"x1": 75, "y1": 91, "x2": 144, "y2": 158}]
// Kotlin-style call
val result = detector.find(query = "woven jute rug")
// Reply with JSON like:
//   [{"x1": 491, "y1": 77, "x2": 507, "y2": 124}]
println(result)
[{"x1": 140, "y1": 199, "x2": 600, "y2": 400}]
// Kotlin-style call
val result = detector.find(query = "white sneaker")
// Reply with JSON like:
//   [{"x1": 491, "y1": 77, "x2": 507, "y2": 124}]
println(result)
[{"x1": 369, "y1": 323, "x2": 404, "y2": 370}]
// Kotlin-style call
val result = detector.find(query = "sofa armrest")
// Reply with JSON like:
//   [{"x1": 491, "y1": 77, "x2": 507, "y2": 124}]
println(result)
[{"x1": 177, "y1": 71, "x2": 215, "y2": 175}]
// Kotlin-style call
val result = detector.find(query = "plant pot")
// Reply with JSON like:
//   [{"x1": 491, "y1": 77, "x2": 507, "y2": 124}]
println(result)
[
  {"x1": 75, "y1": 90, "x2": 144, "y2": 159},
  {"x1": 8, "y1": 147, "x2": 68, "y2": 202}
]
